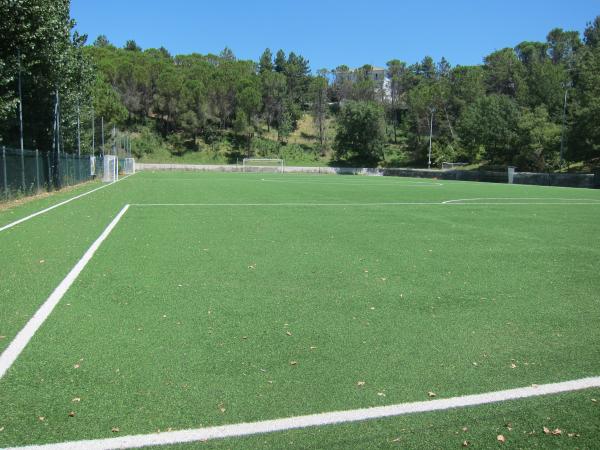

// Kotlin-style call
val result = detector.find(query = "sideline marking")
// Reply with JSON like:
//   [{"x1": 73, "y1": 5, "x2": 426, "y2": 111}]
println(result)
[
  {"x1": 443, "y1": 197, "x2": 600, "y2": 205},
  {"x1": 7, "y1": 376, "x2": 600, "y2": 450},
  {"x1": 260, "y1": 178, "x2": 444, "y2": 186},
  {"x1": 0, "y1": 204, "x2": 130, "y2": 380},
  {"x1": 130, "y1": 200, "x2": 600, "y2": 207},
  {"x1": 131, "y1": 202, "x2": 442, "y2": 207},
  {"x1": 0, "y1": 174, "x2": 135, "y2": 233}
]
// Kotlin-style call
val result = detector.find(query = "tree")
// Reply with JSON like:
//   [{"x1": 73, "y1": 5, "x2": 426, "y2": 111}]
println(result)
[
  {"x1": 568, "y1": 29, "x2": 600, "y2": 161},
  {"x1": 484, "y1": 48, "x2": 527, "y2": 99},
  {"x1": 93, "y1": 35, "x2": 111, "y2": 48},
  {"x1": 0, "y1": 0, "x2": 94, "y2": 149},
  {"x1": 334, "y1": 101, "x2": 386, "y2": 162},
  {"x1": 310, "y1": 76, "x2": 328, "y2": 152},
  {"x1": 219, "y1": 47, "x2": 236, "y2": 61},
  {"x1": 516, "y1": 106, "x2": 561, "y2": 170},
  {"x1": 124, "y1": 40, "x2": 142, "y2": 52},
  {"x1": 584, "y1": 16, "x2": 600, "y2": 48},
  {"x1": 258, "y1": 48, "x2": 273, "y2": 73},
  {"x1": 261, "y1": 71, "x2": 287, "y2": 131},
  {"x1": 274, "y1": 50, "x2": 286, "y2": 73},
  {"x1": 546, "y1": 28, "x2": 581, "y2": 65},
  {"x1": 458, "y1": 94, "x2": 520, "y2": 163}
]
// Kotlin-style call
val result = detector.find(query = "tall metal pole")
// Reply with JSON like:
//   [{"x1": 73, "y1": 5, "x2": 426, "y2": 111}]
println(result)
[
  {"x1": 101, "y1": 117, "x2": 105, "y2": 156},
  {"x1": 560, "y1": 87, "x2": 568, "y2": 166},
  {"x1": 17, "y1": 48, "x2": 25, "y2": 191},
  {"x1": 112, "y1": 125, "x2": 116, "y2": 156},
  {"x1": 428, "y1": 108, "x2": 434, "y2": 169},
  {"x1": 77, "y1": 102, "x2": 81, "y2": 157},
  {"x1": 91, "y1": 109, "x2": 95, "y2": 156}
]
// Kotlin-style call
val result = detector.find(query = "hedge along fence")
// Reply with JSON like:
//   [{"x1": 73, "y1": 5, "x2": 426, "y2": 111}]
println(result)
[
  {"x1": 0, "y1": 146, "x2": 100, "y2": 201},
  {"x1": 136, "y1": 162, "x2": 599, "y2": 189}
]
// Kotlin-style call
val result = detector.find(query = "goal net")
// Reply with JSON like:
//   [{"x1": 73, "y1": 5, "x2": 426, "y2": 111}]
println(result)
[
  {"x1": 124, "y1": 158, "x2": 136, "y2": 175},
  {"x1": 242, "y1": 158, "x2": 284, "y2": 173},
  {"x1": 442, "y1": 162, "x2": 468, "y2": 170},
  {"x1": 102, "y1": 155, "x2": 118, "y2": 183}
]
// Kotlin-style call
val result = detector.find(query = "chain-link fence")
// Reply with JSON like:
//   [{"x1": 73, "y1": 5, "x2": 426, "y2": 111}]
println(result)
[{"x1": 0, "y1": 146, "x2": 103, "y2": 201}]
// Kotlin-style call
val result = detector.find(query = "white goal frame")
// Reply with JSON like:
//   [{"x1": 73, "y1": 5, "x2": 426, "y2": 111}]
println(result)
[
  {"x1": 102, "y1": 155, "x2": 118, "y2": 183},
  {"x1": 442, "y1": 162, "x2": 468, "y2": 170},
  {"x1": 124, "y1": 158, "x2": 136, "y2": 175},
  {"x1": 242, "y1": 158, "x2": 285, "y2": 173}
]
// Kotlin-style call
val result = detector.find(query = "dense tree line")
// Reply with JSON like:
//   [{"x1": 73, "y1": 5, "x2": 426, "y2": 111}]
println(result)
[{"x1": 0, "y1": 0, "x2": 599, "y2": 171}]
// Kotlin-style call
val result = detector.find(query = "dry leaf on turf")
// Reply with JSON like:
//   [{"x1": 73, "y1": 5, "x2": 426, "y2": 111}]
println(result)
[
  {"x1": 111, "y1": 427, "x2": 120, "y2": 433},
  {"x1": 286, "y1": 331, "x2": 292, "y2": 336},
  {"x1": 38, "y1": 417, "x2": 45, "y2": 422},
  {"x1": 462, "y1": 441, "x2": 470, "y2": 447},
  {"x1": 357, "y1": 381, "x2": 366, "y2": 387},
  {"x1": 68, "y1": 411, "x2": 75, "y2": 417},
  {"x1": 428, "y1": 391, "x2": 436, "y2": 398},
  {"x1": 0, "y1": 427, "x2": 4, "y2": 432},
  {"x1": 510, "y1": 363, "x2": 517, "y2": 369},
  {"x1": 289, "y1": 361, "x2": 298, "y2": 366},
  {"x1": 73, "y1": 364, "x2": 80, "y2": 369},
  {"x1": 551, "y1": 428, "x2": 562, "y2": 436},
  {"x1": 71, "y1": 397, "x2": 81, "y2": 403},
  {"x1": 462, "y1": 427, "x2": 468, "y2": 432},
  {"x1": 497, "y1": 434, "x2": 506, "y2": 443},
  {"x1": 218, "y1": 403, "x2": 226, "y2": 413}
]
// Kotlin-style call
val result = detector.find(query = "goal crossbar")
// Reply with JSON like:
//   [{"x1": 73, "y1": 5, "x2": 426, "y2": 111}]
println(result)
[{"x1": 242, "y1": 158, "x2": 285, "y2": 173}]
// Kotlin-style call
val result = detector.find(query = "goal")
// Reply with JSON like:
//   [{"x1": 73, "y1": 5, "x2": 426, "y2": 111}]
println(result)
[
  {"x1": 102, "y1": 155, "x2": 118, "y2": 183},
  {"x1": 123, "y1": 158, "x2": 136, "y2": 175},
  {"x1": 441, "y1": 162, "x2": 468, "y2": 170},
  {"x1": 242, "y1": 158, "x2": 284, "y2": 173}
]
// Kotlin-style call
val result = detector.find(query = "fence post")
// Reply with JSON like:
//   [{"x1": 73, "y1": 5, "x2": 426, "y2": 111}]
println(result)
[
  {"x1": 34, "y1": 149, "x2": 39, "y2": 193},
  {"x1": 46, "y1": 151, "x2": 51, "y2": 191},
  {"x1": 2, "y1": 146, "x2": 7, "y2": 199}
]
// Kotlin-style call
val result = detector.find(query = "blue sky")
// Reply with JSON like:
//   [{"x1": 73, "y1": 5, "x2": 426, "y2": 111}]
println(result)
[{"x1": 71, "y1": 0, "x2": 598, "y2": 71}]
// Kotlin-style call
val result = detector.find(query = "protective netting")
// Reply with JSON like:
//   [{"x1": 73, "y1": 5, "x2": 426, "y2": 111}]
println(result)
[{"x1": 0, "y1": 147, "x2": 106, "y2": 200}]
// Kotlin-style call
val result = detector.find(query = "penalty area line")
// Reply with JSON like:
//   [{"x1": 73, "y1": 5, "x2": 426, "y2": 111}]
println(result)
[
  {"x1": 0, "y1": 204, "x2": 131, "y2": 380},
  {"x1": 0, "y1": 173, "x2": 135, "y2": 233},
  {"x1": 6, "y1": 376, "x2": 600, "y2": 450}
]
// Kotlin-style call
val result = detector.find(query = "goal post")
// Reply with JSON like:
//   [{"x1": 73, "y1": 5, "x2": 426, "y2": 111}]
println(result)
[
  {"x1": 124, "y1": 157, "x2": 136, "y2": 175},
  {"x1": 102, "y1": 155, "x2": 118, "y2": 183},
  {"x1": 242, "y1": 158, "x2": 285, "y2": 173},
  {"x1": 441, "y1": 162, "x2": 468, "y2": 170}
]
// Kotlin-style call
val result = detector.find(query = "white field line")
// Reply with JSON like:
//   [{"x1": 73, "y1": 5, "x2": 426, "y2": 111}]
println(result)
[
  {"x1": 0, "y1": 174, "x2": 135, "y2": 233},
  {"x1": 7, "y1": 376, "x2": 600, "y2": 450},
  {"x1": 259, "y1": 178, "x2": 444, "y2": 186},
  {"x1": 442, "y1": 197, "x2": 600, "y2": 205},
  {"x1": 0, "y1": 204, "x2": 130, "y2": 380},
  {"x1": 131, "y1": 202, "x2": 443, "y2": 207},
  {"x1": 129, "y1": 200, "x2": 600, "y2": 207}
]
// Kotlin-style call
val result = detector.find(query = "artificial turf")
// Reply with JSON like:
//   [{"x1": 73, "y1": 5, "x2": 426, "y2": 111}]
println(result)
[{"x1": 0, "y1": 171, "x2": 599, "y2": 448}]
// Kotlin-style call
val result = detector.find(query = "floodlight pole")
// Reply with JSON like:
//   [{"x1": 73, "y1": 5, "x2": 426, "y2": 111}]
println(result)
[
  {"x1": 560, "y1": 86, "x2": 569, "y2": 167},
  {"x1": 17, "y1": 48, "x2": 25, "y2": 190},
  {"x1": 101, "y1": 117, "x2": 105, "y2": 156},
  {"x1": 91, "y1": 109, "x2": 95, "y2": 156},
  {"x1": 76, "y1": 101, "x2": 81, "y2": 157},
  {"x1": 428, "y1": 107, "x2": 435, "y2": 169}
]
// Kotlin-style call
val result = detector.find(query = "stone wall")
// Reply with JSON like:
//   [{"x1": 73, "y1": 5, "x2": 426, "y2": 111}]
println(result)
[{"x1": 136, "y1": 163, "x2": 598, "y2": 189}]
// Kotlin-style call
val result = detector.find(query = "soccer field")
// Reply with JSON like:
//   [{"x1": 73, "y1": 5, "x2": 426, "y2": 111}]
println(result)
[{"x1": 0, "y1": 171, "x2": 599, "y2": 449}]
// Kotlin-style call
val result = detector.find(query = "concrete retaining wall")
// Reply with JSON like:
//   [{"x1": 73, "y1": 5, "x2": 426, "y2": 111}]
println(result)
[{"x1": 136, "y1": 163, "x2": 598, "y2": 189}]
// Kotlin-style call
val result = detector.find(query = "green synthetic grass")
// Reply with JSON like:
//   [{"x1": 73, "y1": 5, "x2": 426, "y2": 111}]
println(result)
[{"x1": 0, "y1": 172, "x2": 599, "y2": 448}]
